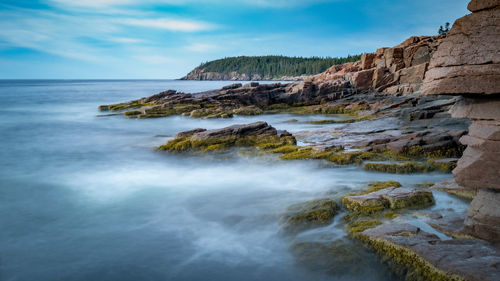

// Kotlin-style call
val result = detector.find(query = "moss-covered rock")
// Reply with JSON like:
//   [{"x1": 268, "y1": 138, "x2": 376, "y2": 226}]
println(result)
[
  {"x1": 290, "y1": 240, "x2": 380, "y2": 276},
  {"x1": 189, "y1": 107, "x2": 233, "y2": 118},
  {"x1": 363, "y1": 162, "x2": 433, "y2": 174},
  {"x1": 363, "y1": 159, "x2": 457, "y2": 174},
  {"x1": 346, "y1": 219, "x2": 382, "y2": 234},
  {"x1": 158, "y1": 122, "x2": 296, "y2": 153},
  {"x1": 402, "y1": 145, "x2": 466, "y2": 159},
  {"x1": 124, "y1": 110, "x2": 141, "y2": 117},
  {"x1": 341, "y1": 187, "x2": 434, "y2": 215},
  {"x1": 432, "y1": 179, "x2": 477, "y2": 200},
  {"x1": 353, "y1": 223, "x2": 497, "y2": 281},
  {"x1": 261, "y1": 103, "x2": 367, "y2": 116},
  {"x1": 342, "y1": 192, "x2": 389, "y2": 215},
  {"x1": 100, "y1": 100, "x2": 152, "y2": 112},
  {"x1": 279, "y1": 148, "x2": 381, "y2": 165},
  {"x1": 280, "y1": 199, "x2": 339, "y2": 234},
  {"x1": 232, "y1": 106, "x2": 263, "y2": 115},
  {"x1": 362, "y1": 181, "x2": 402, "y2": 194},
  {"x1": 427, "y1": 159, "x2": 457, "y2": 173},
  {"x1": 269, "y1": 145, "x2": 300, "y2": 154}
]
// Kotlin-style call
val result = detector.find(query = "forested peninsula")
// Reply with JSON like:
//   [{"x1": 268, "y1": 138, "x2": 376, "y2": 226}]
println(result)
[{"x1": 181, "y1": 55, "x2": 361, "y2": 81}]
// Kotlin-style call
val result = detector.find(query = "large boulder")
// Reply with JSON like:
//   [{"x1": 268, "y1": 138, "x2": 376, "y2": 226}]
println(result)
[
  {"x1": 422, "y1": 4, "x2": 500, "y2": 95},
  {"x1": 464, "y1": 189, "x2": 500, "y2": 242},
  {"x1": 422, "y1": 0, "x2": 500, "y2": 242},
  {"x1": 468, "y1": 0, "x2": 500, "y2": 12}
]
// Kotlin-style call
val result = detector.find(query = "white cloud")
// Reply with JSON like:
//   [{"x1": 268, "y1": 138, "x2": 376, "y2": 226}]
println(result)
[
  {"x1": 118, "y1": 18, "x2": 216, "y2": 32},
  {"x1": 46, "y1": 0, "x2": 331, "y2": 9},
  {"x1": 47, "y1": 0, "x2": 138, "y2": 8},
  {"x1": 245, "y1": 0, "x2": 332, "y2": 7},
  {"x1": 108, "y1": 37, "x2": 145, "y2": 43}
]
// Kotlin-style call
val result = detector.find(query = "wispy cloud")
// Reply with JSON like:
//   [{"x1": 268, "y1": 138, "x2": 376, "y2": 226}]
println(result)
[
  {"x1": 108, "y1": 37, "x2": 145, "y2": 44},
  {"x1": 47, "y1": 0, "x2": 331, "y2": 9},
  {"x1": 245, "y1": 0, "x2": 332, "y2": 8},
  {"x1": 47, "y1": 0, "x2": 138, "y2": 8},
  {"x1": 118, "y1": 18, "x2": 217, "y2": 32},
  {"x1": 1, "y1": 0, "x2": 470, "y2": 78}
]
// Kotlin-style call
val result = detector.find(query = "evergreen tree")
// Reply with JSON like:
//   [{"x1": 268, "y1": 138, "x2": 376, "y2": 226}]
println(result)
[
  {"x1": 444, "y1": 22, "x2": 450, "y2": 34},
  {"x1": 438, "y1": 22, "x2": 451, "y2": 36},
  {"x1": 195, "y1": 55, "x2": 362, "y2": 78}
]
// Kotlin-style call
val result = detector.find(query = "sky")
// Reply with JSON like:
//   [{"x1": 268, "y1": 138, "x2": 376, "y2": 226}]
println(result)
[{"x1": 0, "y1": 0, "x2": 470, "y2": 79}]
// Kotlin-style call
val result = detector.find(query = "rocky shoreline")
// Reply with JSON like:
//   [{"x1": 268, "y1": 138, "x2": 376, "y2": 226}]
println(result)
[
  {"x1": 98, "y1": 1, "x2": 500, "y2": 280},
  {"x1": 181, "y1": 68, "x2": 307, "y2": 81}
]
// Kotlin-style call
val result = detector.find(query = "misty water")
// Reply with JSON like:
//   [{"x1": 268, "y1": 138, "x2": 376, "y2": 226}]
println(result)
[{"x1": 0, "y1": 80, "x2": 469, "y2": 281}]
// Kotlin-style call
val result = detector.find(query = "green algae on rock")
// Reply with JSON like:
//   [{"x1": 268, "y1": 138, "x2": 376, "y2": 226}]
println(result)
[
  {"x1": 232, "y1": 106, "x2": 264, "y2": 116},
  {"x1": 346, "y1": 219, "x2": 382, "y2": 234},
  {"x1": 279, "y1": 199, "x2": 339, "y2": 234},
  {"x1": 99, "y1": 100, "x2": 153, "y2": 112},
  {"x1": 362, "y1": 159, "x2": 457, "y2": 174},
  {"x1": 341, "y1": 187, "x2": 434, "y2": 215},
  {"x1": 432, "y1": 179, "x2": 478, "y2": 200},
  {"x1": 363, "y1": 162, "x2": 432, "y2": 174},
  {"x1": 302, "y1": 116, "x2": 373, "y2": 124},
  {"x1": 358, "y1": 181, "x2": 402, "y2": 195},
  {"x1": 158, "y1": 122, "x2": 296, "y2": 153},
  {"x1": 355, "y1": 223, "x2": 466, "y2": 281},
  {"x1": 290, "y1": 239, "x2": 382, "y2": 276},
  {"x1": 354, "y1": 221, "x2": 500, "y2": 281},
  {"x1": 401, "y1": 145, "x2": 466, "y2": 159},
  {"x1": 279, "y1": 149, "x2": 381, "y2": 164}
]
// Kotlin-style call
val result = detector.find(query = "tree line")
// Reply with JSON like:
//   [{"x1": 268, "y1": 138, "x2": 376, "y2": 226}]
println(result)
[{"x1": 196, "y1": 55, "x2": 362, "y2": 78}]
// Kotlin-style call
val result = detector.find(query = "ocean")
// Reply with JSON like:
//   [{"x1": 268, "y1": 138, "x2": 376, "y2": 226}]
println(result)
[{"x1": 0, "y1": 80, "x2": 462, "y2": 281}]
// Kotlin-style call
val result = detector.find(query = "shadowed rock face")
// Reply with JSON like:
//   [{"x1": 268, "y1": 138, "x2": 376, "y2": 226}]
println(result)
[
  {"x1": 422, "y1": 0, "x2": 500, "y2": 242},
  {"x1": 464, "y1": 189, "x2": 500, "y2": 242}
]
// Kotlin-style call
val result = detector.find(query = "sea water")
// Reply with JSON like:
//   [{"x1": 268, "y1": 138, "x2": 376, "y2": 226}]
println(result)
[{"x1": 0, "y1": 80, "x2": 467, "y2": 281}]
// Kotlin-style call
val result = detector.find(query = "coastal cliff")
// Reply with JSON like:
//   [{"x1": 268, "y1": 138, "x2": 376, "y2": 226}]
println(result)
[
  {"x1": 423, "y1": 0, "x2": 500, "y2": 242},
  {"x1": 181, "y1": 67, "x2": 306, "y2": 81},
  {"x1": 99, "y1": 1, "x2": 500, "y2": 279}
]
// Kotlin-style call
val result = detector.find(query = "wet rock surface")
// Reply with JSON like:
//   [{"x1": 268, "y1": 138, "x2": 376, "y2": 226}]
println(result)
[
  {"x1": 290, "y1": 239, "x2": 393, "y2": 278},
  {"x1": 426, "y1": 212, "x2": 471, "y2": 239},
  {"x1": 279, "y1": 199, "x2": 339, "y2": 234},
  {"x1": 341, "y1": 187, "x2": 434, "y2": 214},
  {"x1": 357, "y1": 223, "x2": 500, "y2": 281},
  {"x1": 158, "y1": 122, "x2": 296, "y2": 152},
  {"x1": 432, "y1": 178, "x2": 478, "y2": 199}
]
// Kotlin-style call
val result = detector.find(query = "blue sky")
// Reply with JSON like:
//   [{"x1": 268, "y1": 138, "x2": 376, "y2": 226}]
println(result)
[{"x1": 0, "y1": 0, "x2": 469, "y2": 79}]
